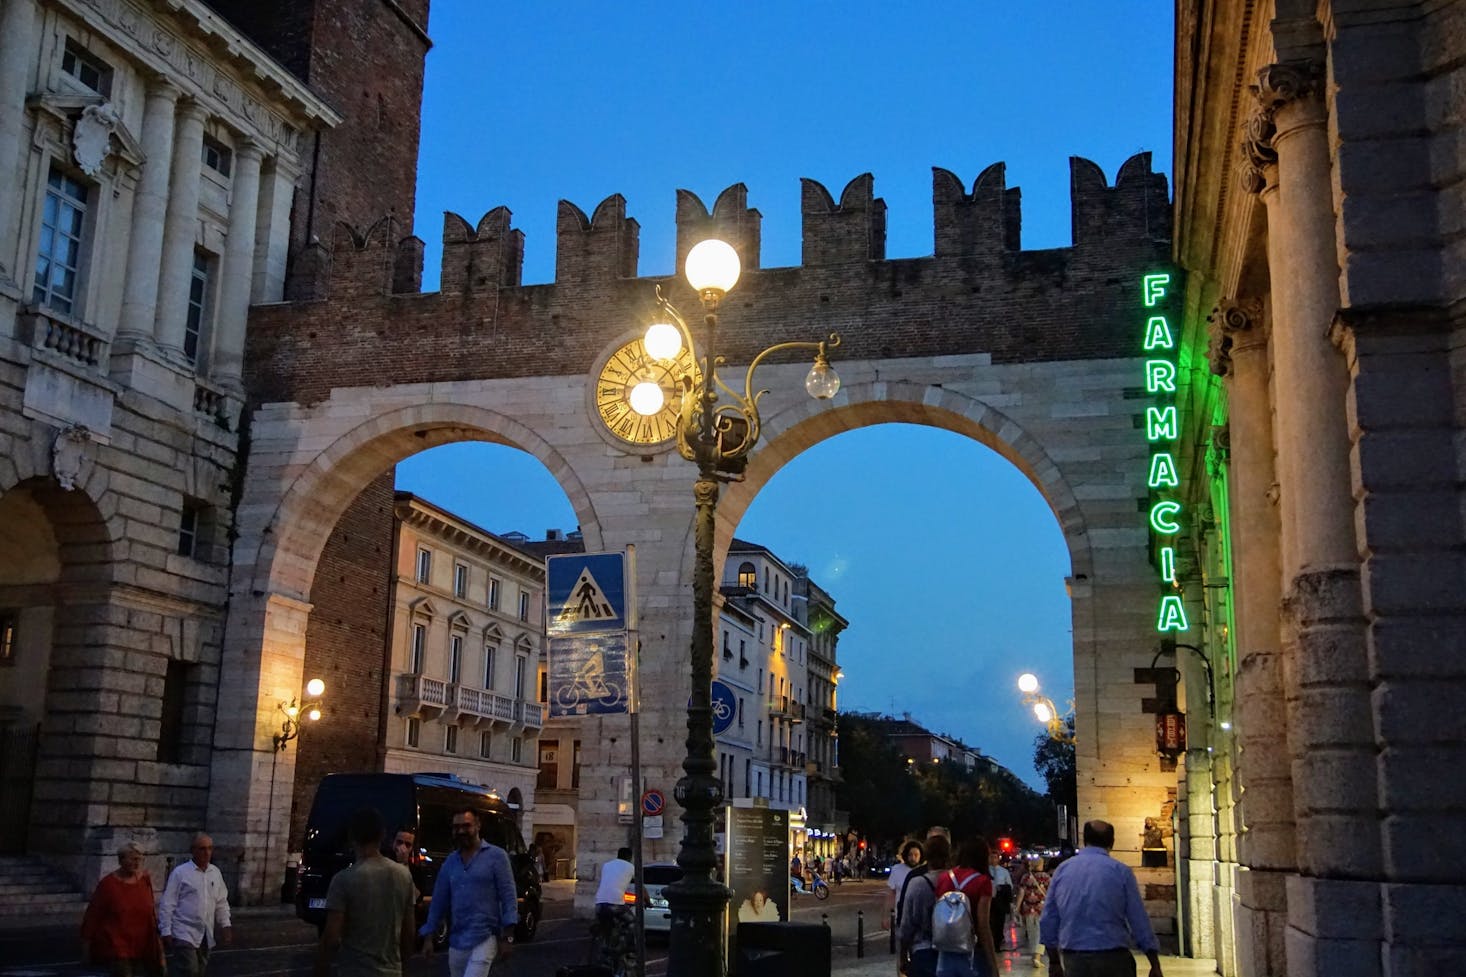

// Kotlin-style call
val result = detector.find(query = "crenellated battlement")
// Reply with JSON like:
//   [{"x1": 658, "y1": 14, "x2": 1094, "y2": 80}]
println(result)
[{"x1": 287, "y1": 152, "x2": 1168, "y2": 301}]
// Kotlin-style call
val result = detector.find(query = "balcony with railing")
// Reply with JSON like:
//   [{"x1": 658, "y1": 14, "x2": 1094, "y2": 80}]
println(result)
[{"x1": 396, "y1": 673, "x2": 450, "y2": 719}]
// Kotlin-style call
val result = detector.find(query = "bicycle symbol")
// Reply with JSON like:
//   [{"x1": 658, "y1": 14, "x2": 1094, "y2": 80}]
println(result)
[
  {"x1": 711, "y1": 698, "x2": 733, "y2": 722},
  {"x1": 554, "y1": 651, "x2": 624, "y2": 711}
]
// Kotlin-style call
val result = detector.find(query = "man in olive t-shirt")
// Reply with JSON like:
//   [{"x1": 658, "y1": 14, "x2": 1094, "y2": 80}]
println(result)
[{"x1": 315, "y1": 808, "x2": 417, "y2": 977}]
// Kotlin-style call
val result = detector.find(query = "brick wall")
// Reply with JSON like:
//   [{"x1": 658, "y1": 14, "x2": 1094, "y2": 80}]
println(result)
[
  {"x1": 287, "y1": 471, "x2": 397, "y2": 847},
  {"x1": 205, "y1": 0, "x2": 431, "y2": 299}
]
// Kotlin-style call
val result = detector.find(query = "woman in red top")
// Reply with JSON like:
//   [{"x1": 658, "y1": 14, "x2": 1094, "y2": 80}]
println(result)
[
  {"x1": 81, "y1": 842, "x2": 165, "y2": 976},
  {"x1": 932, "y1": 837, "x2": 1000, "y2": 977}
]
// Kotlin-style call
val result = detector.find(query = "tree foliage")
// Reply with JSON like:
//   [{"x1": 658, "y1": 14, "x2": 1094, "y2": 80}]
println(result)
[
  {"x1": 834, "y1": 712, "x2": 1060, "y2": 847},
  {"x1": 1032, "y1": 716, "x2": 1077, "y2": 812}
]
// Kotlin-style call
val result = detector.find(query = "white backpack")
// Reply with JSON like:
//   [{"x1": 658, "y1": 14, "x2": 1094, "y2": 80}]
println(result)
[{"x1": 931, "y1": 869, "x2": 976, "y2": 954}]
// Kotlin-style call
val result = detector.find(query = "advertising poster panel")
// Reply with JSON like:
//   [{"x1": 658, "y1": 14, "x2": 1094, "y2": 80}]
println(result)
[{"x1": 724, "y1": 805, "x2": 790, "y2": 959}]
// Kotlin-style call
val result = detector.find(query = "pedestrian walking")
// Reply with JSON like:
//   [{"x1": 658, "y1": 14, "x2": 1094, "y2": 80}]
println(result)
[
  {"x1": 886, "y1": 839, "x2": 924, "y2": 941},
  {"x1": 1039, "y1": 821, "x2": 1163, "y2": 977},
  {"x1": 988, "y1": 849, "x2": 1014, "y2": 950},
  {"x1": 81, "y1": 842, "x2": 165, "y2": 976},
  {"x1": 418, "y1": 809, "x2": 518, "y2": 977},
  {"x1": 1018, "y1": 856, "x2": 1052, "y2": 965},
  {"x1": 897, "y1": 834, "x2": 951, "y2": 977},
  {"x1": 158, "y1": 834, "x2": 232, "y2": 977},
  {"x1": 932, "y1": 837, "x2": 999, "y2": 977},
  {"x1": 313, "y1": 807, "x2": 416, "y2": 977}
]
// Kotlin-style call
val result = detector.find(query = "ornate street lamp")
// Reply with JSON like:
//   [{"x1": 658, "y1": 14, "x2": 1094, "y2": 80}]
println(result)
[
  {"x1": 262, "y1": 678, "x2": 325, "y2": 901},
  {"x1": 1017, "y1": 672, "x2": 1074, "y2": 743},
  {"x1": 630, "y1": 238, "x2": 840, "y2": 977}
]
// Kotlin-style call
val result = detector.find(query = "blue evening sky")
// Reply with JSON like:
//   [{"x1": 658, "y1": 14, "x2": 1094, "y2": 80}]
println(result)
[{"x1": 397, "y1": 1, "x2": 1173, "y2": 791}]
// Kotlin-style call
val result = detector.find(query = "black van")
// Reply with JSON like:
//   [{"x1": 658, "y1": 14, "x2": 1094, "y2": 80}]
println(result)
[{"x1": 295, "y1": 772, "x2": 542, "y2": 941}]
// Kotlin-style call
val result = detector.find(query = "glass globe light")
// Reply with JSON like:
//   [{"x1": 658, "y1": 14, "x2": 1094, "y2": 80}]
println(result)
[
  {"x1": 1017, "y1": 673, "x2": 1039, "y2": 694},
  {"x1": 643, "y1": 322, "x2": 682, "y2": 361},
  {"x1": 307, "y1": 707, "x2": 322, "y2": 722},
  {"x1": 306, "y1": 678, "x2": 326, "y2": 698},
  {"x1": 1033, "y1": 701, "x2": 1055, "y2": 724},
  {"x1": 684, "y1": 239, "x2": 740, "y2": 294},
  {"x1": 805, "y1": 360, "x2": 841, "y2": 400},
  {"x1": 285, "y1": 703, "x2": 299, "y2": 718},
  {"x1": 629, "y1": 381, "x2": 665, "y2": 416}
]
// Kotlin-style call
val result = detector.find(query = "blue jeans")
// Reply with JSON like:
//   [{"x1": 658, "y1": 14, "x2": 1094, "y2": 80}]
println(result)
[
  {"x1": 936, "y1": 949, "x2": 990, "y2": 977},
  {"x1": 908, "y1": 948, "x2": 939, "y2": 977}
]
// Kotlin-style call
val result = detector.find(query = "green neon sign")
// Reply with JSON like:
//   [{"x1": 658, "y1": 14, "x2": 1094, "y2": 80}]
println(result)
[
  {"x1": 1159, "y1": 546, "x2": 1176, "y2": 584},
  {"x1": 1149, "y1": 500, "x2": 1182, "y2": 535},
  {"x1": 1143, "y1": 273, "x2": 1171, "y2": 307},
  {"x1": 1146, "y1": 405, "x2": 1178, "y2": 442},
  {"x1": 1143, "y1": 316, "x2": 1175, "y2": 351},
  {"x1": 1157, "y1": 594, "x2": 1190, "y2": 632},
  {"x1": 1148, "y1": 452, "x2": 1179, "y2": 489},
  {"x1": 1145, "y1": 359, "x2": 1176, "y2": 394}
]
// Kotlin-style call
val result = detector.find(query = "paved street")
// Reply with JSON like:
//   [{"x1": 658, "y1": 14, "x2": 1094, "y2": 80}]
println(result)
[{"x1": 0, "y1": 878, "x2": 899, "y2": 977}]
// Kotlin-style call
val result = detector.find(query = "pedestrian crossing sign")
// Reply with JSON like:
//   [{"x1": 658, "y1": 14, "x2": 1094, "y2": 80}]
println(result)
[{"x1": 546, "y1": 552, "x2": 628, "y2": 635}]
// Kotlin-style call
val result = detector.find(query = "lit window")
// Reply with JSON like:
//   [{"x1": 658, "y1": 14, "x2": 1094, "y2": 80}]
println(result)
[
  {"x1": 0, "y1": 614, "x2": 14, "y2": 665},
  {"x1": 454, "y1": 563, "x2": 468, "y2": 598},
  {"x1": 487, "y1": 577, "x2": 500, "y2": 610},
  {"x1": 61, "y1": 41, "x2": 112, "y2": 96},
  {"x1": 444, "y1": 724, "x2": 458, "y2": 754},
  {"x1": 410, "y1": 624, "x2": 426, "y2": 674},
  {"x1": 406, "y1": 717, "x2": 420, "y2": 748},
  {"x1": 201, "y1": 136, "x2": 232, "y2": 177},
  {"x1": 737, "y1": 562, "x2": 756, "y2": 588},
  {"x1": 184, "y1": 250, "x2": 213, "y2": 364},
  {"x1": 479, "y1": 730, "x2": 492, "y2": 759},
  {"x1": 33, "y1": 167, "x2": 89, "y2": 315},
  {"x1": 416, "y1": 549, "x2": 432, "y2": 584}
]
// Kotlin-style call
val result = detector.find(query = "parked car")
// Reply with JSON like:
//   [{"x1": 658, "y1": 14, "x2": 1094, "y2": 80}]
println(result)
[
  {"x1": 295, "y1": 772, "x2": 542, "y2": 942},
  {"x1": 628, "y1": 863, "x2": 682, "y2": 937}
]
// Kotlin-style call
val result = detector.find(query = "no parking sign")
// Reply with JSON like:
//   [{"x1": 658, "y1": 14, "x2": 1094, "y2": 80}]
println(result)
[{"x1": 641, "y1": 789, "x2": 665, "y2": 817}]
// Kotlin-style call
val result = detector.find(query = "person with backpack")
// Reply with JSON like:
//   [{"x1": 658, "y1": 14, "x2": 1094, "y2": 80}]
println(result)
[
  {"x1": 897, "y1": 835, "x2": 950, "y2": 977},
  {"x1": 930, "y1": 837, "x2": 1000, "y2": 977}
]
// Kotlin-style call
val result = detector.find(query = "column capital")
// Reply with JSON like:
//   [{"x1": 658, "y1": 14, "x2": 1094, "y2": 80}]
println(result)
[
  {"x1": 1207, "y1": 297, "x2": 1265, "y2": 376},
  {"x1": 143, "y1": 75, "x2": 182, "y2": 103},
  {"x1": 1252, "y1": 61, "x2": 1323, "y2": 113},
  {"x1": 1238, "y1": 107, "x2": 1278, "y2": 196},
  {"x1": 235, "y1": 137, "x2": 266, "y2": 164},
  {"x1": 176, "y1": 98, "x2": 210, "y2": 124}
]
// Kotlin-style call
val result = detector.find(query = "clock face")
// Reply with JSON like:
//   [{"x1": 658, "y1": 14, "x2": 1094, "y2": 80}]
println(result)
[{"x1": 595, "y1": 338, "x2": 697, "y2": 447}]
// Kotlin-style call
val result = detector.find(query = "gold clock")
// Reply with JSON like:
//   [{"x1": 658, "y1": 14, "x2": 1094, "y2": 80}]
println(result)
[{"x1": 594, "y1": 338, "x2": 697, "y2": 447}]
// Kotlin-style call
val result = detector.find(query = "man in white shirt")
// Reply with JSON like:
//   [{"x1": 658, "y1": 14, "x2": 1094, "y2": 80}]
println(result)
[
  {"x1": 159, "y1": 833, "x2": 233, "y2": 977},
  {"x1": 593, "y1": 847, "x2": 636, "y2": 932}
]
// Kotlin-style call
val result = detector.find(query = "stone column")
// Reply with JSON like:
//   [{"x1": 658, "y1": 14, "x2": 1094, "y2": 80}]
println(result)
[
  {"x1": 211, "y1": 140, "x2": 263, "y2": 386},
  {"x1": 154, "y1": 100, "x2": 208, "y2": 356},
  {"x1": 1210, "y1": 297, "x2": 1294, "y2": 976},
  {"x1": 0, "y1": 0, "x2": 38, "y2": 281},
  {"x1": 251, "y1": 158, "x2": 299, "y2": 304},
  {"x1": 117, "y1": 78, "x2": 181, "y2": 343},
  {"x1": 1249, "y1": 60, "x2": 1381, "y2": 973}
]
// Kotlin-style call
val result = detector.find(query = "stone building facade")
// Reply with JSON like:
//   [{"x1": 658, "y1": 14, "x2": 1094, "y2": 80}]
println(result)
[
  {"x1": 1171, "y1": 0, "x2": 1466, "y2": 973},
  {"x1": 0, "y1": 0, "x2": 337, "y2": 891}
]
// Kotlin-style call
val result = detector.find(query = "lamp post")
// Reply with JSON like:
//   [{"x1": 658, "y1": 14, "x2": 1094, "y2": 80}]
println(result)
[
  {"x1": 263, "y1": 678, "x2": 325, "y2": 902},
  {"x1": 629, "y1": 238, "x2": 840, "y2": 977},
  {"x1": 1017, "y1": 672, "x2": 1074, "y2": 743}
]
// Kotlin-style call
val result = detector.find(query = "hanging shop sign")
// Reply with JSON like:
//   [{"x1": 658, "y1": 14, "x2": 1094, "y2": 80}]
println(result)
[{"x1": 1142, "y1": 272, "x2": 1189, "y2": 634}]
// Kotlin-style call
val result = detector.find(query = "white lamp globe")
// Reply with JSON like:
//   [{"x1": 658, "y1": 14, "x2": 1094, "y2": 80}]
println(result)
[
  {"x1": 684, "y1": 239, "x2": 741, "y2": 294},
  {"x1": 1017, "y1": 673, "x2": 1039, "y2": 694},
  {"x1": 805, "y1": 361, "x2": 841, "y2": 400},
  {"x1": 643, "y1": 322, "x2": 682, "y2": 361},
  {"x1": 1034, "y1": 701, "x2": 1055, "y2": 724},
  {"x1": 629, "y1": 381, "x2": 665, "y2": 416},
  {"x1": 307, "y1": 707, "x2": 322, "y2": 722},
  {"x1": 306, "y1": 678, "x2": 326, "y2": 698}
]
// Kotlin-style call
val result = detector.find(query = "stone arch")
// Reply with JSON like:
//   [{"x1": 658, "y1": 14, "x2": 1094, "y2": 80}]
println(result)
[
  {"x1": 713, "y1": 382, "x2": 1090, "y2": 580},
  {"x1": 245, "y1": 402, "x2": 599, "y2": 603}
]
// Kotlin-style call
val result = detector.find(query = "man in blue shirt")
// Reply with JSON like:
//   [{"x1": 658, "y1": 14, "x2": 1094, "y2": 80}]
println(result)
[
  {"x1": 419, "y1": 809, "x2": 519, "y2": 977},
  {"x1": 1038, "y1": 821, "x2": 1163, "y2": 977}
]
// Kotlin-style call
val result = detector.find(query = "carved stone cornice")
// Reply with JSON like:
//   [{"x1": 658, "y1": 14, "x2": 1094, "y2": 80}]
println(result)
[{"x1": 1207, "y1": 297, "x2": 1265, "y2": 376}]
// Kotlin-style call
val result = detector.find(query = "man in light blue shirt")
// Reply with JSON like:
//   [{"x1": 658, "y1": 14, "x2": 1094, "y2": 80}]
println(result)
[
  {"x1": 1039, "y1": 821, "x2": 1162, "y2": 977},
  {"x1": 419, "y1": 809, "x2": 519, "y2": 977}
]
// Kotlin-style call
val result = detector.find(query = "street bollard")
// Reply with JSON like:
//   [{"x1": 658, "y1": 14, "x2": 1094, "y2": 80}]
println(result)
[
  {"x1": 822, "y1": 913, "x2": 829, "y2": 928},
  {"x1": 857, "y1": 909, "x2": 865, "y2": 958},
  {"x1": 889, "y1": 910, "x2": 896, "y2": 954}
]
